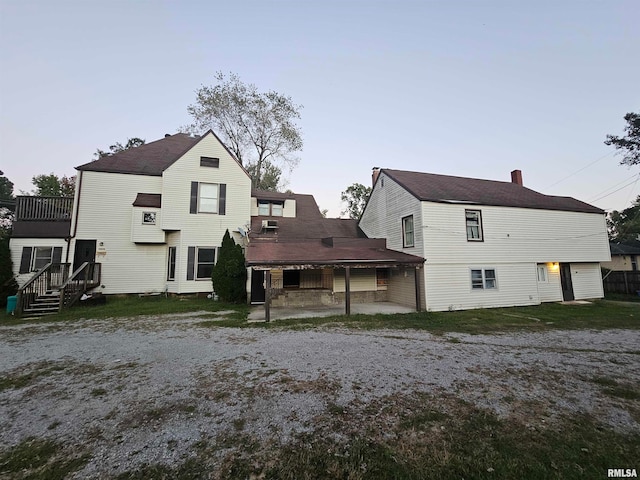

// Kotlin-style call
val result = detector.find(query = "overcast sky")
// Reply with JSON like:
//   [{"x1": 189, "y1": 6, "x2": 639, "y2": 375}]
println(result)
[{"x1": 1, "y1": 0, "x2": 638, "y2": 217}]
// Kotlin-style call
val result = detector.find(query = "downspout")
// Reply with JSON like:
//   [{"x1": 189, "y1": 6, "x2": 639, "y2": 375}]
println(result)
[{"x1": 65, "y1": 170, "x2": 83, "y2": 265}]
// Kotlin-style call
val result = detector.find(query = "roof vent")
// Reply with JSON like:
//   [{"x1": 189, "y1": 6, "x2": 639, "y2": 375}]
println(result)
[{"x1": 165, "y1": 133, "x2": 171, "y2": 138}]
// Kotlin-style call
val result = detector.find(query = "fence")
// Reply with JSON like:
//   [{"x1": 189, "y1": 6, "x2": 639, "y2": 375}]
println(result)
[{"x1": 602, "y1": 270, "x2": 640, "y2": 294}]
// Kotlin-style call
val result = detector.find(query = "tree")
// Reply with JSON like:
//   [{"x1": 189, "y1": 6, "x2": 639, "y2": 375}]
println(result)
[
  {"x1": 340, "y1": 183, "x2": 372, "y2": 219},
  {"x1": 0, "y1": 171, "x2": 15, "y2": 231},
  {"x1": 185, "y1": 72, "x2": 303, "y2": 191},
  {"x1": 607, "y1": 195, "x2": 640, "y2": 242},
  {"x1": 605, "y1": 112, "x2": 640, "y2": 166},
  {"x1": 211, "y1": 230, "x2": 247, "y2": 303},
  {"x1": 0, "y1": 170, "x2": 14, "y2": 202},
  {"x1": 31, "y1": 174, "x2": 75, "y2": 197},
  {"x1": 95, "y1": 137, "x2": 145, "y2": 159}
]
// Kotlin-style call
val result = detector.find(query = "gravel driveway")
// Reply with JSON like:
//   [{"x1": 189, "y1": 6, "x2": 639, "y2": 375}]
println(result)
[{"x1": 1, "y1": 313, "x2": 639, "y2": 478}]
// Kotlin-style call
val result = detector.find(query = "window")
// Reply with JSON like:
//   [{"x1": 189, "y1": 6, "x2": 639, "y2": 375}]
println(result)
[
  {"x1": 402, "y1": 215, "x2": 414, "y2": 247},
  {"x1": 465, "y1": 210, "x2": 483, "y2": 241},
  {"x1": 200, "y1": 156, "x2": 220, "y2": 168},
  {"x1": 33, "y1": 247, "x2": 53, "y2": 270},
  {"x1": 142, "y1": 212, "x2": 156, "y2": 225},
  {"x1": 199, "y1": 183, "x2": 219, "y2": 213},
  {"x1": 196, "y1": 248, "x2": 215, "y2": 279},
  {"x1": 376, "y1": 269, "x2": 389, "y2": 287},
  {"x1": 190, "y1": 182, "x2": 226, "y2": 215},
  {"x1": 537, "y1": 265, "x2": 547, "y2": 282},
  {"x1": 283, "y1": 270, "x2": 300, "y2": 288},
  {"x1": 471, "y1": 268, "x2": 497, "y2": 290},
  {"x1": 258, "y1": 200, "x2": 284, "y2": 216},
  {"x1": 167, "y1": 247, "x2": 176, "y2": 281}
]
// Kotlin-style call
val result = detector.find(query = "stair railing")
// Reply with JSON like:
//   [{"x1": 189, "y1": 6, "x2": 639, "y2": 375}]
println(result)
[
  {"x1": 16, "y1": 263, "x2": 71, "y2": 316},
  {"x1": 59, "y1": 262, "x2": 101, "y2": 310}
]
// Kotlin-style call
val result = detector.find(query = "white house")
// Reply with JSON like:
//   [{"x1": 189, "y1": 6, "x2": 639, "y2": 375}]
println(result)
[
  {"x1": 11, "y1": 131, "x2": 252, "y2": 296},
  {"x1": 359, "y1": 168, "x2": 611, "y2": 311}
]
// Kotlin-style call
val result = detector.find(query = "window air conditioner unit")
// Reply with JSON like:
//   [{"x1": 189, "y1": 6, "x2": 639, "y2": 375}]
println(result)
[{"x1": 262, "y1": 219, "x2": 279, "y2": 230}]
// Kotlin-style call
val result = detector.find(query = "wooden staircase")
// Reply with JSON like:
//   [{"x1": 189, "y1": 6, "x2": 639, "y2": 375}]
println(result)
[
  {"x1": 16, "y1": 262, "x2": 101, "y2": 317},
  {"x1": 22, "y1": 289, "x2": 62, "y2": 317}
]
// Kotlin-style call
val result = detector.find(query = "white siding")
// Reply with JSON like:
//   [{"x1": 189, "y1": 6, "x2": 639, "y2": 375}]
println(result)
[
  {"x1": 9, "y1": 238, "x2": 69, "y2": 287},
  {"x1": 73, "y1": 170, "x2": 165, "y2": 294},
  {"x1": 131, "y1": 208, "x2": 164, "y2": 243},
  {"x1": 537, "y1": 263, "x2": 563, "y2": 303},
  {"x1": 359, "y1": 173, "x2": 423, "y2": 257},
  {"x1": 333, "y1": 268, "x2": 377, "y2": 292},
  {"x1": 360, "y1": 171, "x2": 609, "y2": 311},
  {"x1": 387, "y1": 267, "x2": 425, "y2": 309},
  {"x1": 571, "y1": 262, "x2": 604, "y2": 300},
  {"x1": 425, "y1": 263, "x2": 540, "y2": 311},
  {"x1": 421, "y1": 203, "x2": 610, "y2": 265},
  {"x1": 161, "y1": 133, "x2": 251, "y2": 294},
  {"x1": 71, "y1": 133, "x2": 252, "y2": 295}
]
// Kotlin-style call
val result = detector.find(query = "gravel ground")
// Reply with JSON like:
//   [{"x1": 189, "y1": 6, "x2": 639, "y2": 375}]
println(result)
[{"x1": 1, "y1": 313, "x2": 639, "y2": 478}]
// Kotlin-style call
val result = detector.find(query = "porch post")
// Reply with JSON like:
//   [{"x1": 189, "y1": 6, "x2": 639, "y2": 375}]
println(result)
[
  {"x1": 345, "y1": 266, "x2": 351, "y2": 316},
  {"x1": 415, "y1": 266, "x2": 421, "y2": 312},
  {"x1": 264, "y1": 269, "x2": 271, "y2": 323}
]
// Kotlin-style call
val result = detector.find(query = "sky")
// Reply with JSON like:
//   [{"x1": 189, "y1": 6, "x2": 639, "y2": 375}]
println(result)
[{"x1": 0, "y1": 0, "x2": 638, "y2": 217}]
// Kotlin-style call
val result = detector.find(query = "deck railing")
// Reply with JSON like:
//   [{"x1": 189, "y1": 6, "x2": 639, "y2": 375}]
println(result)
[
  {"x1": 15, "y1": 196, "x2": 73, "y2": 221},
  {"x1": 59, "y1": 263, "x2": 101, "y2": 310},
  {"x1": 16, "y1": 263, "x2": 71, "y2": 316}
]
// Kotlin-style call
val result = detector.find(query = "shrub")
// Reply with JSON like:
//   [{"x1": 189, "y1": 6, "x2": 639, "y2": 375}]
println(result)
[{"x1": 212, "y1": 230, "x2": 246, "y2": 303}]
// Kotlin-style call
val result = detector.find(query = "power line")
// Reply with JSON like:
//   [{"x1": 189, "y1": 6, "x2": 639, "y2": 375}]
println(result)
[
  {"x1": 546, "y1": 151, "x2": 615, "y2": 189},
  {"x1": 589, "y1": 175, "x2": 640, "y2": 203}
]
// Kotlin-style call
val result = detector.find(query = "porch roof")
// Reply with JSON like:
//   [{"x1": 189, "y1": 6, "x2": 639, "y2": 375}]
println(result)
[{"x1": 246, "y1": 239, "x2": 424, "y2": 270}]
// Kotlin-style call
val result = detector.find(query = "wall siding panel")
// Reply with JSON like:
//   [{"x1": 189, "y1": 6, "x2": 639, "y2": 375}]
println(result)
[
  {"x1": 9, "y1": 238, "x2": 69, "y2": 287},
  {"x1": 571, "y1": 263, "x2": 604, "y2": 299}
]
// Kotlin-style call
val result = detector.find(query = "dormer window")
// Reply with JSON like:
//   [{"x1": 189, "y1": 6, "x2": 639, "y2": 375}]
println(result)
[{"x1": 258, "y1": 200, "x2": 283, "y2": 216}]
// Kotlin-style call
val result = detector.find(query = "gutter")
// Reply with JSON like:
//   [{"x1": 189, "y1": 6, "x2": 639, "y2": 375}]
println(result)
[{"x1": 65, "y1": 170, "x2": 83, "y2": 265}]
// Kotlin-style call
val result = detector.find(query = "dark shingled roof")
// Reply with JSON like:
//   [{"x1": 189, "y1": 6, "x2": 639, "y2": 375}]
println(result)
[
  {"x1": 77, "y1": 133, "x2": 201, "y2": 175},
  {"x1": 248, "y1": 190, "x2": 424, "y2": 267},
  {"x1": 610, "y1": 241, "x2": 640, "y2": 256},
  {"x1": 383, "y1": 169, "x2": 603, "y2": 214},
  {"x1": 132, "y1": 193, "x2": 162, "y2": 208},
  {"x1": 246, "y1": 240, "x2": 424, "y2": 267}
]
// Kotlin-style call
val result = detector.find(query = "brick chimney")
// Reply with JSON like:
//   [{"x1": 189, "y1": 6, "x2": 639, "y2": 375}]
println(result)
[
  {"x1": 511, "y1": 169, "x2": 523, "y2": 186},
  {"x1": 372, "y1": 167, "x2": 380, "y2": 187}
]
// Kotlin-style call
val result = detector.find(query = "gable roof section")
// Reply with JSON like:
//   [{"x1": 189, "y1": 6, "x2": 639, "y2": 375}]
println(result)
[
  {"x1": 76, "y1": 130, "x2": 249, "y2": 177},
  {"x1": 382, "y1": 169, "x2": 603, "y2": 214}
]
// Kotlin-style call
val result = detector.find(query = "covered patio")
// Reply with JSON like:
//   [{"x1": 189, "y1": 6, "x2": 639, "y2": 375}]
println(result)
[
  {"x1": 246, "y1": 238, "x2": 425, "y2": 322},
  {"x1": 247, "y1": 301, "x2": 416, "y2": 322}
]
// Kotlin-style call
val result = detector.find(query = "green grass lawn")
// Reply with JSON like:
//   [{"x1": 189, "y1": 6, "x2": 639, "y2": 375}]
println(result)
[
  {"x1": 0, "y1": 296, "x2": 248, "y2": 326},
  {"x1": 2, "y1": 296, "x2": 640, "y2": 334}
]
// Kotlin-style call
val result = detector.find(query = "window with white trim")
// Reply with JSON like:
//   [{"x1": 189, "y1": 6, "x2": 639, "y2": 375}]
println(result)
[
  {"x1": 402, "y1": 215, "x2": 414, "y2": 247},
  {"x1": 465, "y1": 210, "x2": 483, "y2": 241},
  {"x1": 167, "y1": 247, "x2": 176, "y2": 281},
  {"x1": 471, "y1": 268, "x2": 497, "y2": 290},
  {"x1": 33, "y1": 247, "x2": 53, "y2": 270},
  {"x1": 199, "y1": 183, "x2": 219, "y2": 213},
  {"x1": 537, "y1": 265, "x2": 547, "y2": 282},
  {"x1": 258, "y1": 200, "x2": 284, "y2": 216}
]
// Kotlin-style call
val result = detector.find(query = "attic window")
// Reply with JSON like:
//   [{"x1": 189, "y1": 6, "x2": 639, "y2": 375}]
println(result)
[{"x1": 200, "y1": 157, "x2": 220, "y2": 168}]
